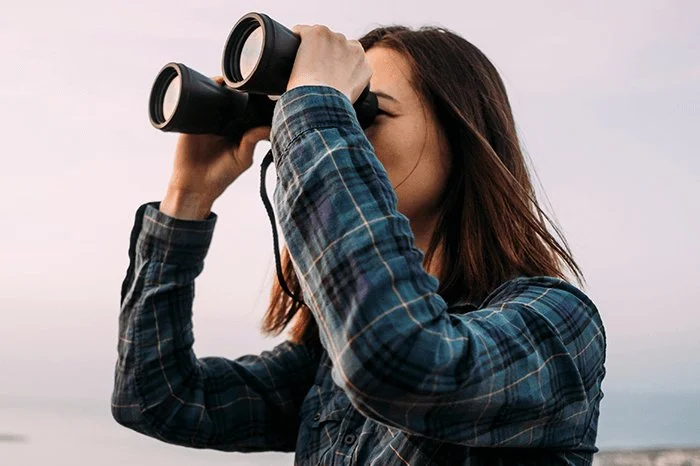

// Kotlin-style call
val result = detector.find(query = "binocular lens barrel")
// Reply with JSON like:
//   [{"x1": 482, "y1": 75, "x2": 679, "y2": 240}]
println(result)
[
  {"x1": 149, "y1": 12, "x2": 378, "y2": 140},
  {"x1": 148, "y1": 62, "x2": 277, "y2": 140},
  {"x1": 222, "y1": 13, "x2": 300, "y2": 96},
  {"x1": 149, "y1": 63, "x2": 244, "y2": 134}
]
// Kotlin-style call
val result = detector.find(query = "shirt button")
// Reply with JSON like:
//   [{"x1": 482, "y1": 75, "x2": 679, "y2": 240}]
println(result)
[
  {"x1": 343, "y1": 434, "x2": 356, "y2": 445},
  {"x1": 313, "y1": 412, "x2": 321, "y2": 421}
]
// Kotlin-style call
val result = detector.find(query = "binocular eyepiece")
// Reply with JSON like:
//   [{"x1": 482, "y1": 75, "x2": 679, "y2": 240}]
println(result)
[{"x1": 149, "y1": 12, "x2": 378, "y2": 141}]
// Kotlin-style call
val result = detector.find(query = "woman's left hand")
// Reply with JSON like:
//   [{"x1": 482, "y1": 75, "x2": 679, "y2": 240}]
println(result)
[{"x1": 286, "y1": 24, "x2": 373, "y2": 104}]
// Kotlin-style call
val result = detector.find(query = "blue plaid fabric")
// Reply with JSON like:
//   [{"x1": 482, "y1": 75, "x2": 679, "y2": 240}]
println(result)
[{"x1": 112, "y1": 85, "x2": 606, "y2": 465}]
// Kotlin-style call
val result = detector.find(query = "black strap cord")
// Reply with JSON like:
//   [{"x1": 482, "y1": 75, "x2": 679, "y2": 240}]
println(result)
[{"x1": 259, "y1": 149, "x2": 306, "y2": 305}]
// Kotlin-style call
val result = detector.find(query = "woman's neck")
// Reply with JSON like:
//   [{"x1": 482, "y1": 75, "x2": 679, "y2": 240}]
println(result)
[{"x1": 412, "y1": 214, "x2": 443, "y2": 279}]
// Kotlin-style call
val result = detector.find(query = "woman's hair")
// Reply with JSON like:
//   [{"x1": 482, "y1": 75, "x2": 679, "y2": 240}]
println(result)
[{"x1": 261, "y1": 25, "x2": 584, "y2": 346}]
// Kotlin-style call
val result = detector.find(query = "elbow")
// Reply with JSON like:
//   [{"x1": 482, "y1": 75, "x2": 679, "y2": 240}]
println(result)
[
  {"x1": 110, "y1": 366, "x2": 153, "y2": 433},
  {"x1": 110, "y1": 375, "x2": 205, "y2": 446},
  {"x1": 110, "y1": 388, "x2": 171, "y2": 441},
  {"x1": 333, "y1": 321, "x2": 452, "y2": 404},
  {"x1": 331, "y1": 360, "x2": 426, "y2": 436},
  {"x1": 111, "y1": 403, "x2": 133, "y2": 429},
  {"x1": 340, "y1": 380, "x2": 433, "y2": 438},
  {"x1": 110, "y1": 386, "x2": 144, "y2": 430}
]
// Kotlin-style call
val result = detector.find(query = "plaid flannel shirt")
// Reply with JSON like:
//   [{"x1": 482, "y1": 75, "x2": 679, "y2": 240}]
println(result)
[{"x1": 112, "y1": 85, "x2": 606, "y2": 465}]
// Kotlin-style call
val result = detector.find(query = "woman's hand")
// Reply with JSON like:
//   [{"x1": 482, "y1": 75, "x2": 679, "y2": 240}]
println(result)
[
  {"x1": 286, "y1": 25, "x2": 372, "y2": 104},
  {"x1": 161, "y1": 77, "x2": 271, "y2": 220}
]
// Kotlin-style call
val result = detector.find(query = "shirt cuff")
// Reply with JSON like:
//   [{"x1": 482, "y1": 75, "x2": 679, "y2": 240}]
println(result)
[
  {"x1": 270, "y1": 85, "x2": 362, "y2": 156},
  {"x1": 133, "y1": 202, "x2": 218, "y2": 265}
]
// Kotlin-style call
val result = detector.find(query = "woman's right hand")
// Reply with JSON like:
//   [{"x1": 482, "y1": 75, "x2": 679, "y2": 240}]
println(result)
[{"x1": 160, "y1": 76, "x2": 271, "y2": 220}]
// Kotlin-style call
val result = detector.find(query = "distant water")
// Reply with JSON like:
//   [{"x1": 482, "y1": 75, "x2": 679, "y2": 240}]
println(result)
[
  {"x1": 0, "y1": 396, "x2": 292, "y2": 466},
  {"x1": 596, "y1": 392, "x2": 700, "y2": 450},
  {"x1": 1, "y1": 392, "x2": 698, "y2": 465}
]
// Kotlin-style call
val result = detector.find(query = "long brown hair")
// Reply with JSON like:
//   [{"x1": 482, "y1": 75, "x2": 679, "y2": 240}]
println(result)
[{"x1": 260, "y1": 25, "x2": 584, "y2": 346}]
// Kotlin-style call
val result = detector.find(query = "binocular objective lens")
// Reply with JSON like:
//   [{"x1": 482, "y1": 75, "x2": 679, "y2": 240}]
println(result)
[
  {"x1": 161, "y1": 75, "x2": 181, "y2": 121},
  {"x1": 240, "y1": 26, "x2": 263, "y2": 80}
]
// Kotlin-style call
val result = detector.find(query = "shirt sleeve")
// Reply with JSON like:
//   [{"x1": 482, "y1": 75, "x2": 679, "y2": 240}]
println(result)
[
  {"x1": 111, "y1": 201, "x2": 320, "y2": 452},
  {"x1": 268, "y1": 85, "x2": 606, "y2": 449}
]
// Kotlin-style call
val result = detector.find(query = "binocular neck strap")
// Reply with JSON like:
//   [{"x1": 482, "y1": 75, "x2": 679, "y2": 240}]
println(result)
[{"x1": 260, "y1": 149, "x2": 306, "y2": 306}]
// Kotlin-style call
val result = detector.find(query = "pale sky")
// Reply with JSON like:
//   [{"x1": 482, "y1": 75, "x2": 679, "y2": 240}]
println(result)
[{"x1": 0, "y1": 0, "x2": 698, "y2": 407}]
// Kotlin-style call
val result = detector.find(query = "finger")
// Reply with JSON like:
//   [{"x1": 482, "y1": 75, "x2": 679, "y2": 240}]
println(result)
[
  {"x1": 242, "y1": 126, "x2": 272, "y2": 145},
  {"x1": 212, "y1": 75, "x2": 225, "y2": 85},
  {"x1": 251, "y1": 126, "x2": 272, "y2": 142},
  {"x1": 298, "y1": 24, "x2": 330, "y2": 38},
  {"x1": 291, "y1": 24, "x2": 311, "y2": 35}
]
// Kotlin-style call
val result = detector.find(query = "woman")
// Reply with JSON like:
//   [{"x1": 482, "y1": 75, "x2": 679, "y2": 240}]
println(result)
[{"x1": 112, "y1": 22, "x2": 606, "y2": 465}]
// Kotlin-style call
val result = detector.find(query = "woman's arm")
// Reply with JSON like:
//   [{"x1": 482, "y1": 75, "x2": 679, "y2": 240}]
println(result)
[
  {"x1": 112, "y1": 202, "x2": 320, "y2": 452},
  {"x1": 269, "y1": 86, "x2": 606, "y2": 449}
]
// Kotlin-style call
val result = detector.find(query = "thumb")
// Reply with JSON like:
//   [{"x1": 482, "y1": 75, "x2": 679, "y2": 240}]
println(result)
[
  {"x1": 237, "y1": 126, "x2": 272, "y2": 158},
  {"x1": 242, "y1": 126, "x2": 272, "y2": 145}
]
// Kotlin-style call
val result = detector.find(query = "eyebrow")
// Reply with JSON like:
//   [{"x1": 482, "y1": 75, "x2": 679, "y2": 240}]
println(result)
[{"x1": 373, "y1": 91, "x2": 399, "y2": 104}]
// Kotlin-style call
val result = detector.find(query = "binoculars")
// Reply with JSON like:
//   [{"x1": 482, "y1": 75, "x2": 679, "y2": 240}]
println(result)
[{"x1": 148, "y1": 12, "x2": 379, "y2": 142}]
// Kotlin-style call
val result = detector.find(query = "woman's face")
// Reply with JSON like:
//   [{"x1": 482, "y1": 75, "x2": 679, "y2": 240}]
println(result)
[{"x1": 363, "y1": 46, "x2": 451, "y2": 244}]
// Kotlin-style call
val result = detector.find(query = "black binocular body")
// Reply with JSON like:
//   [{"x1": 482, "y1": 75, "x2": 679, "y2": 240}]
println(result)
[{"x1": 148, "y1": 12, "x2": 378, "y2": 142}]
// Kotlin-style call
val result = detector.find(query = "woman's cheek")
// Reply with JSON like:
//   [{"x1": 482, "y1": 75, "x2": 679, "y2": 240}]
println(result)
[
  {"x1": 366, "y1": 131, "x2": 389, "y2": 168},
  {"x1": 367, "y1": 124, "x2": 404, "y2": 186},
  {"x1": 373, "y1": 143, "x2": 400, "y2": 185}
]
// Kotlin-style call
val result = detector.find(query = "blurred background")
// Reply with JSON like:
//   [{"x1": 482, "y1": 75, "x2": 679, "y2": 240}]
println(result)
[{"x1": 1, "y1": 0, "x2": 698, "y2": 464}]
